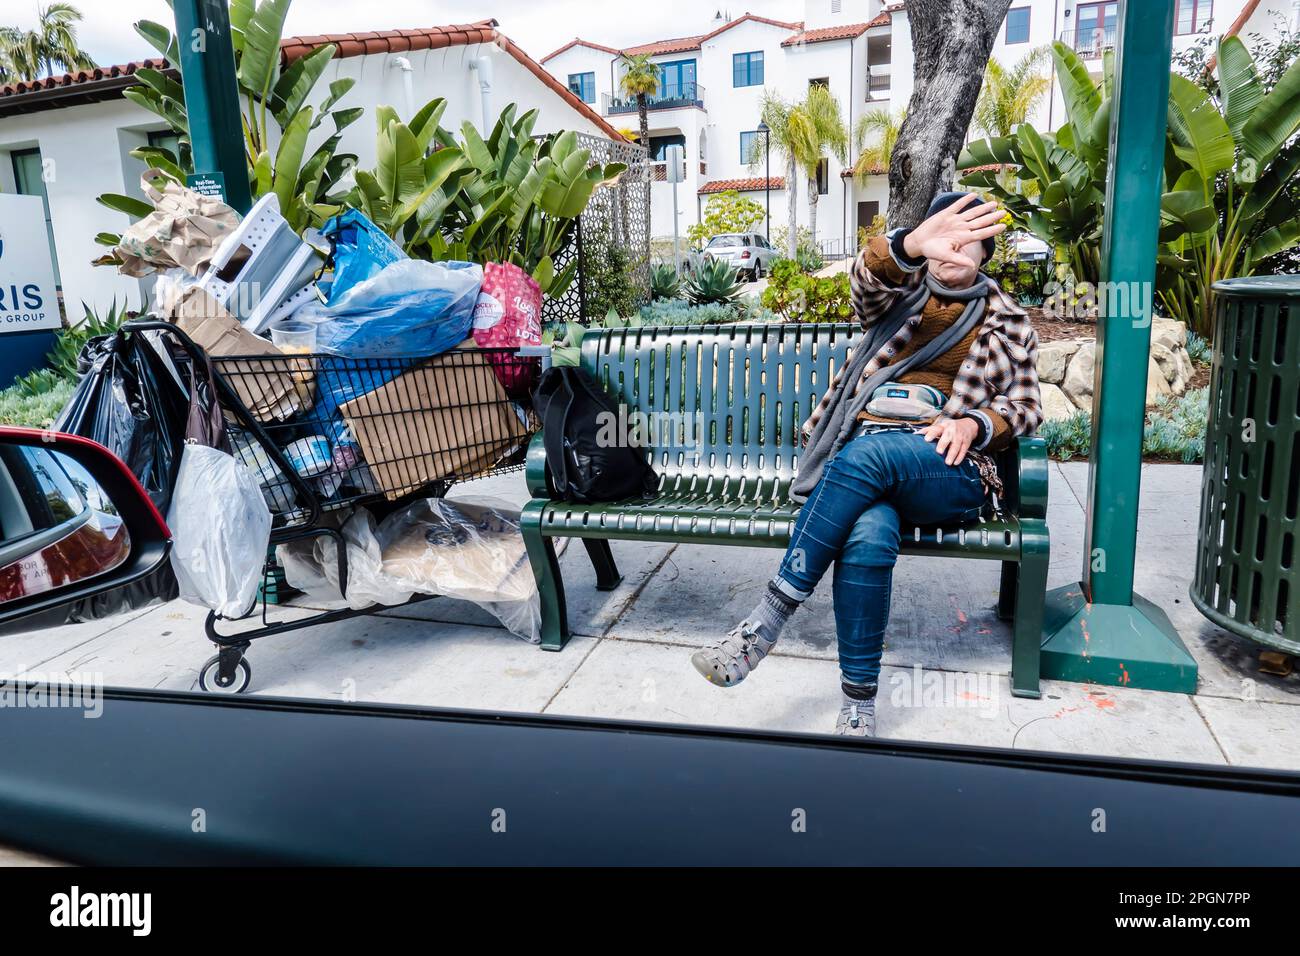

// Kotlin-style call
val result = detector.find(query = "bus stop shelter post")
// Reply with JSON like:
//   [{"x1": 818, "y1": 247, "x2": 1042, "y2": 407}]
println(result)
[
  {"x1": 173, "y1": 0, "x2": 253, "y2": 214},
  {"x1": 1038, "y1": 0, "x2": 1198, "y2": 693}
]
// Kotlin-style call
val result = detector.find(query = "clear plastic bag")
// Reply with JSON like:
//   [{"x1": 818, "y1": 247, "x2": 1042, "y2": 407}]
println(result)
[
  {"x1": 276, "y1": 496, "x2": 541, "y2": 641},
  {"x1": 168, "y1": 442, "x2": 273, "y2": 618}
]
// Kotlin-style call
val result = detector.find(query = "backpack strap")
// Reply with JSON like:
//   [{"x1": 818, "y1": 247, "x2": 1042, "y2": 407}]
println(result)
[{"x1": 541, "y1": 369, "x2": 577, "y2": 499}]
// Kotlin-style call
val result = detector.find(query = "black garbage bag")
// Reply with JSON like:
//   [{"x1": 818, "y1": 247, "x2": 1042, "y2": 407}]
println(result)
[{"x1": 55, "y1": 330, "x2": 191, "y2": 514}]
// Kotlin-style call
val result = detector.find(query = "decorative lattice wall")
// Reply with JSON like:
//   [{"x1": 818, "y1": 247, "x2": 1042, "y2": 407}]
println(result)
[{"x1": 541, "y1": 133, "x2": 650, "y2": 322}]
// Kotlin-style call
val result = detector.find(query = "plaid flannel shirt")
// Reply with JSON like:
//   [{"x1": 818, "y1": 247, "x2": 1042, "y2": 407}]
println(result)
[{"x1": 801, "y1": 242, "x2": 1043, "y2": 495}]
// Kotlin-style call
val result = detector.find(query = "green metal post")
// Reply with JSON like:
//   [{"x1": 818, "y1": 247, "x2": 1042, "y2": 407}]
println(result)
[
  {"x1": 1039, "y1": 0, "x2": 1198, "y2": 693},
  {"x1": 173, "y1": 0, "x2": 252, "y2": 213}
]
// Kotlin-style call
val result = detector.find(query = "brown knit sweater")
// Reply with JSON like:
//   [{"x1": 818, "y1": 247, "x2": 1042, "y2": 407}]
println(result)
[{"x1": 856, "y1": 237, "x2": 1013, "y2": 451}]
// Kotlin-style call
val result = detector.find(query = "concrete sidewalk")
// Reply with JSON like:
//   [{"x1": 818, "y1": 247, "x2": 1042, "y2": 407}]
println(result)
[{"x1": 9, "y1": 461, "x2": 1299, "y2": 771}]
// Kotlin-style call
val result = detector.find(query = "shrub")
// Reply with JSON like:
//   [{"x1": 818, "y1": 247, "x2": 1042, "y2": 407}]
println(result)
[
  {"x1": 761, "y1": 260, "x2": 853, "y2": 322},
  {"x1": 1038, "y1": 387, "x2": 1209, "y2": 463},
  {"x1": 772, "y1": 225, "x2": 824, "y2": 272},
  {"x1": 47, "y1": 300, "x2": 131, "y2": 380},
  {"x1": 0, "y1": 377, "x2": 75, "y2": 428},
  {"x1": 649, "y1": 263, "x2": 682, "y2": 301},
  {"x1": 638, "y1": 300, "x2": 746, "y2": 326},
  {"x1": 686, "y1": 190, "x2": 766, "y2": 249},
  {"x1": 1185, "y1": 330, "x2": 1212, "y2": 367}
]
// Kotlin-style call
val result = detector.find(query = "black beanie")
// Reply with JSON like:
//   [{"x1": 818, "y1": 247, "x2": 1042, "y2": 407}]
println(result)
[{"x1": 926, "y1": 190, "x2": 997, "y2": 264}]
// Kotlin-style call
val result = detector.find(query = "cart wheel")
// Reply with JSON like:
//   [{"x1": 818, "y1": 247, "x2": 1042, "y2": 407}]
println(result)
[{"x1": 198, "y1": 655, "x2": 252, "y2": 694}]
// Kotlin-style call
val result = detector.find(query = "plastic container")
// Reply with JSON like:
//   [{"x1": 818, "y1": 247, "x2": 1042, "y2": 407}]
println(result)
[{"x1": 271, "y1": 321, "x2": 318, "y2": 354}]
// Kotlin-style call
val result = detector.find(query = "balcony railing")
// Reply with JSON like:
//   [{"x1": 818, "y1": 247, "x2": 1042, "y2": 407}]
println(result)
[
  {"x1": 1059, "y1": 26, "x2": 1117, "y2": 59},
  {"x1": 603, "y1": 82, "x2": 706, "y2": 115}
]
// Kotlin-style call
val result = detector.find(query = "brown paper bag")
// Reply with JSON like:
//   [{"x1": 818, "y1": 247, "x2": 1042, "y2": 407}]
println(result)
[
  {"x1": 340, "y1": 344, "x2": 529, "y2": 500},
  {"x1": 169, "y1": 288, "x2": 305, "y2": 422},
  {"x1": 115, "y1": 169, "x2": 240, "y2": 278}
]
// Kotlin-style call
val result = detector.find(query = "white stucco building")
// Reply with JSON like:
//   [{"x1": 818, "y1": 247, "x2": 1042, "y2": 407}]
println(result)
[
  {"x1": 542, "y1": 0, "x2": 1299, "y2": 246},
  {"x1": 0, "y1": 19, "x2": 625, "y2": 316}
]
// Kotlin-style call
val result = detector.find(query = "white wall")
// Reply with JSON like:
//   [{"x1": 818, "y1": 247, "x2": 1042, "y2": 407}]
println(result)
[{"x1": 0, "y1": 41, "x2": 613, "y2": 316}]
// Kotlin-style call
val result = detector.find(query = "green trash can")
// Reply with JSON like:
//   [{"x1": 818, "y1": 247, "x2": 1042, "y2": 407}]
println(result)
[{"x1": 1191, "y1": 276, "x2": 1300, "y2": 655}]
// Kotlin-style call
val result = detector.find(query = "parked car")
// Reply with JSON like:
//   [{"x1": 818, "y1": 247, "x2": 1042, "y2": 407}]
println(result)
[
  {"x1": 702, "y1": 232, "x2": 778, "y2": 281},
  {"x1": 1011, "y1": 231, "x2": 1050, "y2": 262}
]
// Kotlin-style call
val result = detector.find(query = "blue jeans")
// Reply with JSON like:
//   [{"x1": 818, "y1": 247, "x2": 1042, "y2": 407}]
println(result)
[{"x1": 776, "y1": 428, "x2": 987, "y2": 687}]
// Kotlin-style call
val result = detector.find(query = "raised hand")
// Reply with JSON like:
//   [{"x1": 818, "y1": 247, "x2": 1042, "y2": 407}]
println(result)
[{"x1": 902, "y1": 194, "x2": 1007, "y2": 270}]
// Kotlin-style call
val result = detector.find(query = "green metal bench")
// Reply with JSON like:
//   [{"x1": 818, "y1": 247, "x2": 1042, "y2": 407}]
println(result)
[{"x1": 520, "y1": 323, "x2": 1049, "y2": 698}]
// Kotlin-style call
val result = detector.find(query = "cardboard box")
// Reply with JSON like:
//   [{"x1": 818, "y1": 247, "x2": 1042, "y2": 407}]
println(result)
[
  {"x1": 339, "y1": 343, "x2": 529, "y2": 500},
  {"x1": 169, "y1": 287, "x2": 304, "y2": 422}
]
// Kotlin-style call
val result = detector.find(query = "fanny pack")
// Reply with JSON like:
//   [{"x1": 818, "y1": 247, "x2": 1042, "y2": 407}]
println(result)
[{"x1": 863, "y1": 382, "x2": 947, "y2": 421}]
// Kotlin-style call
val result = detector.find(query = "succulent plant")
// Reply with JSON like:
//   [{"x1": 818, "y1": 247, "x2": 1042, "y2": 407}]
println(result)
[
  {"x1": 650, "y1": 263, "x2": 682, "y2": 301},
  {"x1": 685, "y1": 257, "x2": 743, "y2": 305}
]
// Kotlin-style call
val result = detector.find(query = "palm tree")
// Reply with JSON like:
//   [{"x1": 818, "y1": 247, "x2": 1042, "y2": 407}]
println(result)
[
  {"x1": 792, "y1": 85, "x2": 848, "y2": 249},
  {"x1": 754, "y1": 87, "x2": 848, "y2": 257},
  {"x1": 973, "y1": 46, "x2": 1051, "y2": 138},
  {"x1": 852, "y1": 107, "x2": 905, "y2": 183},
  {"x1": 0, "y1": 3, "x2": 95, "y2": 83},
  {"x1": 618, "y1": 52, "x2": 661, "y2": 152}
]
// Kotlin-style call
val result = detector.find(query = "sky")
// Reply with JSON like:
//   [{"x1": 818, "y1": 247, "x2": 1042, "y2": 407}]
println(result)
[{"x1": 0, "y1": 0, "x2": 805, "y2": 68}]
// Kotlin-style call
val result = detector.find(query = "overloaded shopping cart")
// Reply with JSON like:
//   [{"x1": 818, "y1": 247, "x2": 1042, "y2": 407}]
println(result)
[{"x1": 125, "y1": 320, "x2": 543, "y2": 693}]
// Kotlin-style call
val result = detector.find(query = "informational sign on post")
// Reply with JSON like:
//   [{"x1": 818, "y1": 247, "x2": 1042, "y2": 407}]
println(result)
[
  {"x1": 0, "y1": 194, "x2": 62, "y2": 388},
  {"x1": 186, "y1": 172, "x2": 228, "y2": 203}
]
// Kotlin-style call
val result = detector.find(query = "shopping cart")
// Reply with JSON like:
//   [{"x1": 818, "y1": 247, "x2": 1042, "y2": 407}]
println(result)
[{"x1": 125, "y1": 321, "x2": 542, "y2": 693}]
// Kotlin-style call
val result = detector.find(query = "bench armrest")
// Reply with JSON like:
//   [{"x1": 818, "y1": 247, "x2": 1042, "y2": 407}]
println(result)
[
  {"x1": 526, "y1": 431, "x2": 553, "y2": 499},
  {"x1": 997, "y1": 436, "x2": 1048, "y2": 520}
]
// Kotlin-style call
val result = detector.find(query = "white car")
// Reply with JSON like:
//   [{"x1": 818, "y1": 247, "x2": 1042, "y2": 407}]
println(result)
[
  {"x1": 1011, "y1": 232, "x2": 1050, "y2": 262},
  {"x1": 703, "y1": 233, "x2": 778, "y2": 280}
]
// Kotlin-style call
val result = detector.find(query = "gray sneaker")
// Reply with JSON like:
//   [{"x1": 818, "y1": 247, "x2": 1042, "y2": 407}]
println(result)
[
  {"x1": 835, "y1": 696, "x2": 876, "y2": 737},
  {"x1": 690, "y1": 620, "x2": 776, "y2": 687}
]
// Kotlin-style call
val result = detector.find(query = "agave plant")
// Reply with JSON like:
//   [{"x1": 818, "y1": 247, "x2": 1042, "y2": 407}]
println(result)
[
  {"x1": 649, "y1": 263, "x2": 682, "y2": 300},
  {"x1": 48, "y1": 300, "x2": 132, "y2": 380},
  {"x1": 95, "y1": 0, "x2": 360, "y2": 241},
  {"x1": 685, "y1": 257, "x2": 744, "y2": 305}
]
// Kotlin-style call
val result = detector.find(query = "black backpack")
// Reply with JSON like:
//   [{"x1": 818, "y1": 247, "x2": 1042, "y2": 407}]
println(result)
[{"x1": 532, "y1": 366, "x2": 658, "y2": 503}]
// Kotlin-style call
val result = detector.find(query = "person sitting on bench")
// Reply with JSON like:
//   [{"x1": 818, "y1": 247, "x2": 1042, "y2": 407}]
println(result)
[{"x1": 689, "y1": 191, "x2": 1043, "y2": 737}]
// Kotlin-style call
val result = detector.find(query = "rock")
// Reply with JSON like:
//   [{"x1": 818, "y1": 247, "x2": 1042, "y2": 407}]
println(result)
[
  {"x1": 1037, "y1": 339, "x2": 1081, "y2": 385},
  {"x1": 1151, "y1": 317, "x2": 1187, "y2": 353},
  {"x1": 1150, "y1": 342, "x2": 1188, "y2": 392},
  {"x1": 1060, "y1": 342, "x2": 1095, "y2": 411},
  {"x1": 1040, "y1": 382, "x2": 1079, "y2": 421},
  {"x1": 1147, "y1": 355, "x2": 1173, "y2": 403},
  {"x1": 1174, "y1": 348, "x2": 1196, "y2": 389}
]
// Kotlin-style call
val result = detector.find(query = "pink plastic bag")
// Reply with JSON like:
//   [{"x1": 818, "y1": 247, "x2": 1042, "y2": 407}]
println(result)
[{"x1": 472, "y1": 261, "x2": 542, "y2": 395}]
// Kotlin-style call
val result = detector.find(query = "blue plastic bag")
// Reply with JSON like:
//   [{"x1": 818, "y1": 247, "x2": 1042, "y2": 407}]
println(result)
[
  {"x1": 297, "y1": 259, "x2": 483, "y2": 358},
  {"x1": 320, "y1": 210, "x2": 407, "y2": 304}
]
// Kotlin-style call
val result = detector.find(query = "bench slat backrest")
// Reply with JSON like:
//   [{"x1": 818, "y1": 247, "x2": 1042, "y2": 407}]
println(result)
[{"x1": 581, "y1": 323, "x2": 861, "y2": 503}]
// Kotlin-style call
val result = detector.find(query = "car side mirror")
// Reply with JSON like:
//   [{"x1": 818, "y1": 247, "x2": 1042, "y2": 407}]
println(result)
[{"x1": 0, "y1": 428, "x2": 175, "y2": 633}]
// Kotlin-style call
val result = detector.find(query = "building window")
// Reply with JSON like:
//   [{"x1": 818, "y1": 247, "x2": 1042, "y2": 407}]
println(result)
[
  {"x1": 815, "y1": 158, "x2": 829, "y2": 195},
  {"x1": 567, "y1": 72, "x2": 596, "y2": 103},
  {"x1": 1005, "y1": 7, "x2": 1030, "y2": 44},
  {"x1": 733, "y1": 51, "x2": 764, "y2": 87},
  {"x1": 10, "y1": 147, "x2": 60, "y2": 287},
  {"x1": 740, "y1": 130, "x2": 761, "y2": 163},
  {"x1": 658, "y1": 59, "x2": 697, "y2": 100},
  {"x1": 1175, "y1": 0, "x2": 1213, "y2": 35},
  {"x1": 831, "y1": 0, "x2": 842, "y2": 12}
]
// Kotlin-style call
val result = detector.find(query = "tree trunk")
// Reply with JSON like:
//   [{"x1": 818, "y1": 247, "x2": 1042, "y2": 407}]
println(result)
[
  {"x1": 887, "y1": 0, "x2": 1013, "y2": 229},
  {"x1": 808, "y1": 180, "x2": 819, "y2": 248},
  {"x1": 786, "y1": 153, "x2": 798, "y2": 259},
  {"x1": 637, "y1": 96, "x2": 649, "y2": 155}
]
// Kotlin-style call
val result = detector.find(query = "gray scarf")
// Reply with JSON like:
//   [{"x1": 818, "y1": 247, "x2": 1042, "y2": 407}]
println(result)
[{"x1": 790, "y1": 272, "x2": 990, "y2": 502}]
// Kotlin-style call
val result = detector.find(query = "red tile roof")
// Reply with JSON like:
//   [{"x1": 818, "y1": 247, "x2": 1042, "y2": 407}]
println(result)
[
  {"x1": 0, "y1": 19, "x2": 626, "y2": 140},
  {"x1": 540, "y1": 38, "x2": 623, "y2": 62},
  {"x1": 699, "y1": 176, "x2": 786, "y2": 194},
  {"x1": 781, "y1": 22, "x2": 874, "y2": 46},
  {"x1": 548, "y1": 14, "x2": 803, "y2": 62},
  {"x1": 841, "y1": 163, "x2": 886, "y2": 177}
]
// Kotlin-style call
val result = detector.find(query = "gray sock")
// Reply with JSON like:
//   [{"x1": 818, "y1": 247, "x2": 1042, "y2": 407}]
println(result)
[{"x1": 745, "y1": 580, "x2": 800, "y2": 645}]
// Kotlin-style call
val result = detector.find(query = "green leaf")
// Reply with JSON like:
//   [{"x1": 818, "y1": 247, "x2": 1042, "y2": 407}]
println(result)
[
  {"x1": 94, "y1": 232, "x2": 122, "y2": 247},
  {"x1": 1051, "y1": 41, "x2": 1102, "y2": 147},
  {"x1": 1240, "y1": 52, "x2": 1300, "y2": 170},
  {"x1": 133, "y1": 19, "x2": 177, "y2": 61},
  {"x1": 252, "y1": 150, "x2": 274, "y2": 196},
  {"x1": 1166, "y1": 74, "x2": 1235, "y2": 184},
  {"x1": 1216, "y1": 35, "x2": 1264, "y2": 148},
  {"x1": 272, "y1": 44, "x2": 336, "y2": 128},
  {"x1": 532, "y1": 255, "x2": 555, "y2": 293},
  {"x1": 1239, "y1": 141, "x2": 1300, "y2": 222},
  {"x1": 273, "y1": 107, "x2": 313, "y2": 211},
  {"x1": 1248, "y1": 220, "x2": 1300, "y2": 265},
  {"x1": 237, "y1": 0, "x2": 292, "y2": 103},
  {"x1": 96, "y1": 193, "x2": 156, "y2": 218}
]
